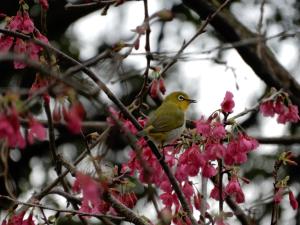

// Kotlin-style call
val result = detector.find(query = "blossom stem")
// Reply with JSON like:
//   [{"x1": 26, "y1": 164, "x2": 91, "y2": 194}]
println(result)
[
  {"x1": 0, "y1": 194, "x2": 125, "y2": 221},
  {"x1": 200, "y1": 176, "x2": 208, "y2": 221},
  {"x1": 218, "y1": 159, "x2": 224, "y2": 212}
]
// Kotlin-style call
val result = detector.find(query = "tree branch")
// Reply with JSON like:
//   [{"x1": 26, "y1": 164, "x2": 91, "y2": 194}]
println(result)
[{"x1": 182, "y1": 0, "x2": 300, "y2": 107}]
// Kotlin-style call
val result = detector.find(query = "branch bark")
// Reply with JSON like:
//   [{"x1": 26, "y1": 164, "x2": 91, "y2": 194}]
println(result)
[{"x1": 182, "y1": 0, "x2": 300, "y2": 107}]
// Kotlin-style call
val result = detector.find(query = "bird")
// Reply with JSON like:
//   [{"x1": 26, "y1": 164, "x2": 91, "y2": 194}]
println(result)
[{"x1": 140, "y1": 91, "x2": 196, "y2": 146}]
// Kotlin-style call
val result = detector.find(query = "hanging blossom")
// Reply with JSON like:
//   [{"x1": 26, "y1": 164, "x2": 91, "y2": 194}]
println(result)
[
  {"x1": 27, "y1": 117, "x2": 47, "y2": 145},
  {"x1": 259, "y1": 91, "x2": 299, "y2": 124},
  {"x1": 0, "y1": 7, "x2": 49, "y2": 69},
  {"x1": 62, "y1": 102, "x2": 86, "y2": 134},
  {"x1": 39, "y1": 0, "x2": 49, "y2": 10},
  {"x1": 73, "y1": 172, "x2": 109, "y2": 214},
  {"x1": 224, "y1": 177, "x2": 245, "y2": 203},
  {"x1": 221, "y1": 91, "x2": 235, "y2": 113},
  {"x1": 0, "y1": 93, "x2": 46, "y2": 148},
  {"x1": 289, "y1": 191, "x2": 299, "y2": 210},
  {"x1": 150, "y1": 77, "x2": 166, "y2": 98},
  {"x1": 73, "y1": 172, "x2": 138, "y2": 215},
  {"x1": 0, "y1": 106, "x2": 26, "y2": 149},
  {"x1": 122, "y1": 90, "x2": 259, "y2": 225}
]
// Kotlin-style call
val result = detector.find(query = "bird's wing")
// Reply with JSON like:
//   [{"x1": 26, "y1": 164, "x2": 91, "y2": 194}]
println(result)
[{"x1": 146, "y1": 103, "x2": 184, "y2": 133}]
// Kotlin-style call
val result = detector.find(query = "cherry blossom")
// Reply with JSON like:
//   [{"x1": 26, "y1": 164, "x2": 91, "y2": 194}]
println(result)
[
  {"x1": 288, "y1": 191, "x2": 298, "y2": 210},
  {"x1": 39, "y1": 0, "x2": 49, "y2": 10},
  {"x1": 28, "y1": 117, "x2": 46, "y2": 144},
  {"x1": 63, "y1": 102, "x2": 85, "y2": 134},
  {"x1": 221, "y1": 91, "x2": 235, "y2": 113},
  {"x1": 225, "y1": 177, "x2": 245, "y2": 203}
]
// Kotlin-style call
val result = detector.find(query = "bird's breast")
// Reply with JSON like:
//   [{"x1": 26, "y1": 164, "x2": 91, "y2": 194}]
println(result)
[{"x1": 164, "y1": 122, "x2": 185, "y2": 143}]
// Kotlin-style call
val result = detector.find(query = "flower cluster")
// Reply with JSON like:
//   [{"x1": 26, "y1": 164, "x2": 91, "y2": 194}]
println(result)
[
  {"x1": 107, "y1": 90, "x2": 298, "y2": 224},
  {"x1": 72, "y1": 172, "x2": 138, "y2": 215},
  {"x1": 259, "y1": 91, "x2": 299, "y2": 124},
  {"x1": 122, "y1": 91, "x2": 259, "y2": 224},
  {"x1": 0, "y1": 104, "x2": 46, "y2": 149},
  {"x1": 0, "y1": 6, "x2": 49, "y2": 69},
  {"x1": 73, "y1": 172, "x2": 109, "y2": 214}
]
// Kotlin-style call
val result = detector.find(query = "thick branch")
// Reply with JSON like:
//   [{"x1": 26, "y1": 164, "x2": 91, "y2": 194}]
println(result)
[{"x1": 182, "y1": 0, "x2": 300, "y2": 107}]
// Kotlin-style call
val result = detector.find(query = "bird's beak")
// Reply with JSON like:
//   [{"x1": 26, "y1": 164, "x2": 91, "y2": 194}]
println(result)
[{"x1": 187, "y1": 99, "x2": 197, "y2": 103}]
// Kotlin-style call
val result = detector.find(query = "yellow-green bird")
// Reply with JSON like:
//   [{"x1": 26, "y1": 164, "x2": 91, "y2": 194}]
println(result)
[{"x1": 141, "y1": 91, "x2": 196, "y2": 145}]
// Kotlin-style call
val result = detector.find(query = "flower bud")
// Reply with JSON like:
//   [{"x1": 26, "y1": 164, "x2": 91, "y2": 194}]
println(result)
[
  {"x1": 150, "y1": 79, "x2": 158, "y2": 98},
  {"x1": 158, "y1": 77, "x2": 166, "y2": 94}
]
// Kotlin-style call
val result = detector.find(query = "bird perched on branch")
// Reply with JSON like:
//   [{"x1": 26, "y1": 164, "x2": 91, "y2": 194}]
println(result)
[{"x1": 140, "y1": 91, "x2": 196, "y2": 146}]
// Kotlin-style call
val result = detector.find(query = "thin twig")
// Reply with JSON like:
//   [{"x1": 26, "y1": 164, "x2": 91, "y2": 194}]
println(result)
[
  {"x1": 0, "y1": 194, "x2": 124, "y2": 221},
  {"x1": 44, "y1": 100, "x2": 61, "y2": 174},
  {"x1": 17, "y1": 128, "x2": 110, "y2": 213},
  {"x1": 159, "y1": 0, "x2": 231, "y2": 76}
]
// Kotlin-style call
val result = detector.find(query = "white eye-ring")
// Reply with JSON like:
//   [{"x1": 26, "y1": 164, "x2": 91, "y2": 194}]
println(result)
[{"x1": 178, "y1": 95, "x2": 184, "y2": 101}]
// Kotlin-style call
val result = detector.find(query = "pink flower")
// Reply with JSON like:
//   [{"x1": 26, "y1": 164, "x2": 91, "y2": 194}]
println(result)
[
  {"x1": 215, "y1": 218, "x2": 229, "y2": 225},
  {"x1": 0, "y1": 107, "x2": 26, "y2": 149},
  {"x1": 194, "y1": 192, "x2": 201, "y2": 210},
  {"x1": 63, "y1": 102, "x2": 85, "y2": 134},
  {"x1": 123, "y1": 120, "x2": 138, "y2": 135},
  {"x1": 7, "y1": 12, "x2": 23, "y2": 31},
  {"x1": 160, "y1": 180, "x2": 172, "y2": 193},
  {"x1": 274, "y1": 99, "x2": 286, "y2": 114},
  {"x1": 237, "y1": 133, "x2": 259, "y2": 153},
  {"x1": 277, "y1": 104, "x2": 300, "y2": 124},
  {"x1": 204, "y1": 143, "x2": 225, "y2": 160},
  {"x1": 175, "y1": 164, "x2": 189, "y2": 182},
  {"x1": 274, "y1": 188, "x2": 283, "y2": 204},
  {"x1": 7, "y1": 211, "x2": 26, "y2": 225},
  {"x1": 13, "y1": 38, "x2": 27, "y2": 69},
  {"x1": 36, "y1": 32, "x2": 49, "y2": 45},
  {"x1": 224, "y1": 133, "x2": 258, "y2": 165},
  {"x1": 158, "y1": 77, "x2": 166, "y2": 94},
  {"x1": 259, "y1": 93, "x2": 299, "y2": 124},
  {"x1": 225, "y1": 177, "x2": 245, "y2": 203},
  {"x1": 259, "y1": 100, "x2": 275, "y2": 117},
  {"x1": 221, "y1": 91, "x2": 235, "y2": 113},
  {"x1": 39, "y1": 0, "x2": 49, "y2": 10},
  {"x1": 211, "y1": 122, "x2": 226, "y2": 140},
  {"x1": 0, "y1": 35, "x2": 14, "y2": 53},
  {"x1": 73, "y1": 172, "x2": 103, "y2": 214},
  {"x1": 106, "y1": 107, "x2": 120, "y2": 126},
  {"x1": 289, "y1": 191, "x2": 298, "y2": 210},
  {"x1": 160, "y1": 192, "x2": 174, "y2": 209},
  {"x1": 28, "y1": 117, "x2": 46, "y2": 144},
  {"x1": 22, "y1": 214, "x2": 35, "y2": 225},
  {"x1": 182, "y1": 182, "x2": 194, "y2": 199},
  {"x1": 113, "y1": 191, "x2": 138, "y2": 209},
  {"x1": 26, "y1": 42, "x2": 40, "y2": 61},
  {"x1": 202, "y1": 163, "x2": 217, "y2": 178},
  {"x1": 178, "y1": 145, "x2": 205, "y2": 177},
  {"x1": 150, "y1": 79, "x2": 159, "y2": 98},
  {"x1": 21, "y1": 12, "x2": 34, "y2": 34},
  {"x1": 210, "y1": 185, "x2": 225, "y2": 200},
  {"x1": 195, "y1": 118, "x2": 210, "y2": 138}
]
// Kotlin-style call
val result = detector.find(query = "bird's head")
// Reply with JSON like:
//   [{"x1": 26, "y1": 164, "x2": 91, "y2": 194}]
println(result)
[{"x1": 163, "y1": 91, "x2": 196, "y2": 111}]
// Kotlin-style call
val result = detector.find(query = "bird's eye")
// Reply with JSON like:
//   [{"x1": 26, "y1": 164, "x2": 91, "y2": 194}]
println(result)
[{"x1": 178, "y1": 95, "x2": 184, "y2": 101}]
